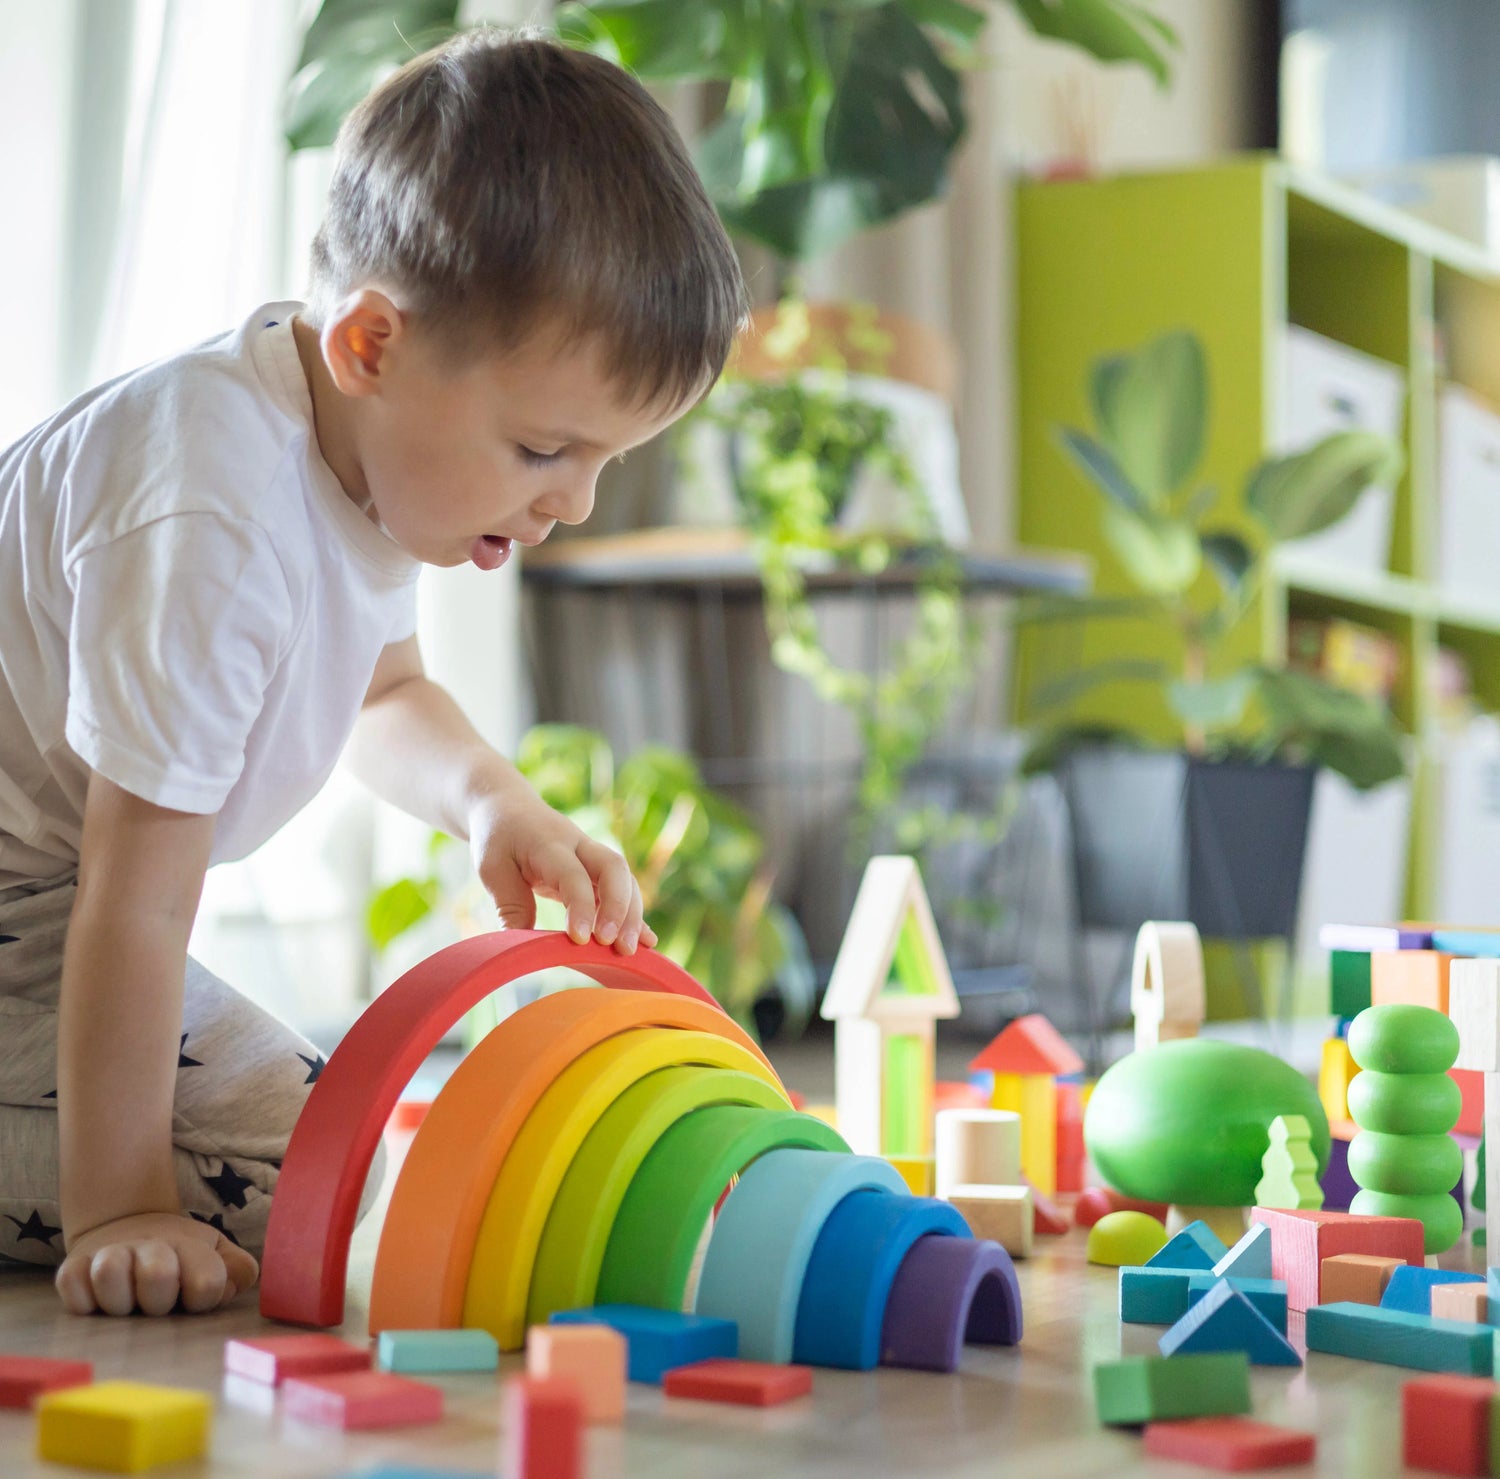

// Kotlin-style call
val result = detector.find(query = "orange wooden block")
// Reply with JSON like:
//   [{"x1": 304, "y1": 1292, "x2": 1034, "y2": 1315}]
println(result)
[
  {"x1": 526, "y1": 1324, "x2": 626, "y2": 1424},
  {"x1": 1319, "y1": 1253, "x2": 1404, "y2": 1307},
  {"x1": 663, "y1": 1359, "x2": 813, "y2": 1407},
  {"x1": 1432, "y1": 1282, "x2": 1490, "y2": 1324},
  {"x1": 1402, "y1": 1375, "x2": 1494, "y2": 1476},
  {"x1": 1370, "y1": 950, "x2": 1454, "y2": 1013},
  {"x1": 1144, "y1": 1417, "x2": 1316, "y2": 1471}
]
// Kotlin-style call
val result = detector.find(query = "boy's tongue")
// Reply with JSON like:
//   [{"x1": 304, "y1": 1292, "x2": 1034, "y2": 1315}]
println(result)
[{"x1": 471, "y1": 535, "x2": 511, "y2": 571}]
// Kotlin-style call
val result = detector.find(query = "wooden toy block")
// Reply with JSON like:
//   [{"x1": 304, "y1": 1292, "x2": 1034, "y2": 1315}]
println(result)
[
  {"x1": 281, "y1": 1369, "x2": 442, "y2": 1430},
  {"x1": 1434, "y1": 930, "x2": 1500, "y2": 957},
  {"x1": 376, "y1": 1328, "x2": 499, "y2": 1373},
  {"x1": 35, "y1": 1380, "x2": 211, "y2": 1473},
  {"x1": 1432, "y1": 1281, "x2": 1489, "y2": 1325},
  {"x1": 1029, "y1": 1181, "x2": 1070, "y2": 1236},
  {"x1": 389, "y1": 1097, "x2": 432, "y2": 1132},
  {"x1": 1320, "y1": 1135, "x2": 1360, "y2": 1211},
  {"x1": 1147, "y1": 1220, "x2": 1229, "y2": 1271},
  {"x1": 1382, "y1": 1266, "x2": 1485, "y2": 1316},
  {"x1": 0, "y1": 1355, "x2": 91, "y2": 1408},
  {"x1": 223, "y1": 1332, "x2": 370, "y2": 1386},
  {"x1": 1213, "y1": 1224, "x2": 1274, "y2": 1281},
  {"x1": 662, "y1": 1359, "x2": 813, "y2": 1407},
  {"x1": 1087, "y1": 1210, "x2": 1168, "y2": 1267},
  {"x1": 1093, "y1": 1351, "x2": 1251, "y2": 1426},
  {"x1": 933, "y1": 1109, "x2": 1020, "y2": 1198},
  {"x1": 1255, "y1": 1114, "x2": 1323, "y2": 1211},
  {"x1": 1186, "y1": 1275, "x2": 1289, "y2": 1334},
  {"x1": 1144, "y1": 1416, "x2": 1317, "y2": 1471},
  {"x1": 551, "y1": 1305, "x2": 737, "y2": 1383},
  {"x1": 1130, "y1": 920, "x2": 1206, "y2": 1052},
  {"x1": 526, "y1": 1324, "x2": 627, "y2": 1422},
  {"x1": 934, "y1": 1080, "x2": 987, "y2": 1111},
  {"x1": 1372, "y1": 950, "x2": 1454, "y2": 1013},
  {"x1": 1319, "y1": 1037, "x2": 1359, "y2": 1124},
  {"x1": 971, "y1": 1014, "x2": 1082, "y2": 1196},
  {"x1": 1073, "y1": 1186, "x2": 1169, "y2": 1228},
  {"x1": 1402, "y1": 1374, "x2": 1495, "y2": 1475},
  {"x1": 886, "y1": 1154, "x2": 934, "y2": 1195},
  {"x1": 1304, "y1": 1302, "x2": 1495, "y2": 1374},
  {"x1": 1120, "y1": 1267, "x2": 1192, "y2": 1325},
  {"x1": 945, "y1": 1184, "x2": 1033, "y2": 1257},
  {"x1": 1451, "y1": 961, "x2": 1500, "y2": 1072},
  {"x1": 1320, "y1": 1253, "x2": 1405, "y2": 1306},
  {"x1": 1158, "y1": 1279, "x2": 1300, "y2": 1366},
  {"x1": 1320, "y1": 923, "x2": 1434, "y2": 952},
  {"x1": 1170, "y1": 1204, "x2": 1251, "y2": 1248},
  {"x1": 1056, "y1": 1082, "x2": 1086, "y2": 1194},
  {"x1": 502, "y1": 1375, "x2": 583, "y2": 1479},
  {"x1": 1452, "y1": 1067, "x2": 1484, "y2": 1138},
  {"x1": 1330, "y1": 949, "x2": 1373, "y2": 1018},
  {"x1": 1251, "y1": 1206, "x2": 1424, "y2": 1311}
]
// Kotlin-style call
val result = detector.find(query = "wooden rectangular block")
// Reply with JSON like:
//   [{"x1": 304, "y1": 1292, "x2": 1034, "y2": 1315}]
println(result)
[
  {"x1": 886, "y1": 1155, "x2": 934, "y2": 1195},
  {"x1": 1093, "y1": 1352, "x2": 1251, "y2": 1426},
  {"x1": 1056, "y1": 1082, "x2": 1086, "y2": 1194},
  {"x1": 1321, "y1": 1253, "x2": 1404, "y2": 1307},
  {"x1": 36, "y1": 1380, "x2": 211, "y2": 1472},
  {"x1": 281, "y1": 1370, "x2": 443, "y2": 1430},
  {"x1": 1371, "y1": 950, "x2": 1454, "y2": 1013},
  {"x1": 990, "y1": 1073, "x2": 1056, "y2": 1195},
  {"x1": 1452, "y1": 1067, "x2": 1484, "y2": 1138},
  {"x1": 1432, "y1": 1282, "x2": 1489, "y2": 1325},
  {"x1": 1144, "y1": 1416, "x2": 1317, "y2": 1471},
  {"x1": 1305, "y1": 1302, "x2": 1495, "y2": 1375},
  {"x1": 503, "y1": 1375, "x2": 583, "y2": 1479},
  {"x1": 1402, "y1": 1374, "x2": 1495, "y2": 1475},
  {"x1": 1330, "y1": 949, "x2": 1372, "y2": 1018},
  {"x1": 376, "y1": 1328, "x2": 499, "y2": 1373},
  {"x1": 1451, "y1": 959, "x2": 1500, "y2": 1072},
  {"x1": 526, "y1": 1324, "x2": 627, "y2": 1422},
  {"x1": 551, "y1": 1306, "x2": 737, "y2": 1384},
  {"x1": 934, "y1": 1109, "x2": 1021, "y2": 1199},
  {"x1": 662, "y1": 1358, "x2": 813, "y2": 1407},
  {"x1": 946, "y1": 1184, "x2": 1034, "y2": 1258},
  {"x1": 0, "y1": 1355, "x2": 91, "y2": 1408},
  {"x1": 1120, "y1": 1267, "x2": 1192, "y2": 1325},
  {"x1": 1251, "y1": 1207, "x2": 1424, "y2": 1311},
  {"x1": 223, "y1": 1333, "x2": 370, "y2": 1386},
  {"x1": 1319, "y1": 1037, "x2": 1359, "y2": 1123}
]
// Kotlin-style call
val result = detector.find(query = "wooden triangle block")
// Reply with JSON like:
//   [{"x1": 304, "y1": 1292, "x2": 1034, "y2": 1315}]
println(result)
[
  {"x1": 1212, "y1": 1224, "x2": 1273, "y2": 1282},
  {"x1": 969, "y1": 1013, "x2": 1083, "y2": 1077},
  {"x1": 1159, "y1": 1280, "x2": 1302, "y2": 1367},
  {"x1": 1147, "y1": 1221, "x2": 1229, "y2": 1272}
]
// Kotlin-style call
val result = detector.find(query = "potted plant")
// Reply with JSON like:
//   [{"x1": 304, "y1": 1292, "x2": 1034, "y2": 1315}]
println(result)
[{"x1": 1019, "y1": 328, "x2": 1407, "y2": 940}]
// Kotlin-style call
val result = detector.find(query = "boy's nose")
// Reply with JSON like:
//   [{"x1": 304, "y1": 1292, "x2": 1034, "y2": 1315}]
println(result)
[{"x1": 538, "y1": 476, "x2": 596, "y2": 527}]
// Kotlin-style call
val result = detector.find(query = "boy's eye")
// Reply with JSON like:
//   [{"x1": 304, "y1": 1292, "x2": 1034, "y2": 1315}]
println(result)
[{"x1": 519, "y1": 445, "x2": 562, "y2": 468}]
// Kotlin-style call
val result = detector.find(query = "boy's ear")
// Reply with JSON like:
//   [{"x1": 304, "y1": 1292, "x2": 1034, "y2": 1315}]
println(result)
[{"x1": 321, "y1": 290, "x2": 404, "y2": 397}]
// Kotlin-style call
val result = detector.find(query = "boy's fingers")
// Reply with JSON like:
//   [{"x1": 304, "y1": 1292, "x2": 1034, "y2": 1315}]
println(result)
[
  {"x1": 174, "y1": 1237, "x2": 228, "y2": 1313},
  {"x1": 640, "y1": 921, "x2": 658, "y2": 949},
  {"x1": 578, "y1": 843, "x2": 631, "y2": 946},
  {"x1": 131, "y1": 1240, "x2": 182, "y2": 1317},
  {"x1": 89, "y1": 1245, "x2": 139, "y2": 1317},
  {"x1": 614, "y1": 878, "x2": 646, "y2": 955},
  {"x1": 55, "y1": 1255, "x2": 98, "y2": 1316},
  {"x1": 217, "y1": 1238, "x2": 260, "y2": 1298},
  {"x1": 485, "y1": 858, "x2": 538, "y2": 931},
  {"x1": 555, "y1": 851, "x2": 597, "y2": 944}
]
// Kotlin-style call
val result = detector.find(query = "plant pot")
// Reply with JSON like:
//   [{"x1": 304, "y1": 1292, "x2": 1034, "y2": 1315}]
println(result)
[{"x1": 1059, "y1": 745, "x2": 1317, "y2": 940}]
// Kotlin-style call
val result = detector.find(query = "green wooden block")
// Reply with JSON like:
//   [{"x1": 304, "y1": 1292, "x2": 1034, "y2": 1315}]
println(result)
[
  {"x1": 1330, "y1": 951, "x2": 1372, "y2": 1018},
  {"x1": 376, "y1": 1328, "x2": 499, "y2": 1373},
  {"x1": 1304, "y1": 1302, "x2": 1495, "y2": 1375},
  {"x1": 1092, "y1": 1351, "x2": 1251, "y2": 1426}
]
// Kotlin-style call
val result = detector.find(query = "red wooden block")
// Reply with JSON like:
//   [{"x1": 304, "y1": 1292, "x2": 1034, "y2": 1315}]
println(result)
[
  {"x1": 662, "y1": 1359, "x2": 814, "y2": 1407},
  {"x1": 1026, "y1": 1179, "x2": 1070, "y2": 1236},
  {"x1": 1250, "y1": 1206, "x2": 1424, "y2": 1312},
  {"x1": 1451, "y1": 1068, "x2": 1483, "y2": 1139},
  {"x1": 389, "y1": 1098, "x2": 431, "y2": 1132},
  {"x1": 281, "y1": 1369, "x2": 442, "y2": 1429},
  {"x1": 503, "y1": 1374, "x2": 584, "y2": 1479},
  {"x1": 934, "y1": 1080, "x2": 987, "y2": 1112},
  {"x1": 0, "y1": 1356, "x2": 92, "y2": 1408},
  {"x1": 1144, "y1": 1417, "x2": 1317, "y2": 1471},
  {"x1": 224, "y1": 1333, "x2": 370, "y2": 1387},
  {"x1": 1073, "y1": 1187, "x2": 1170, "y2": 1229},
  {"x1": 1055, "y1": 1082, "x2": 1085, "y2": 1194},
  {"x1": 970, "y1": 1014, "x2": 1083, "y2": 1077},
  {"x1": 1402, "y1": 1375, "x2": 1496, "y2": 1476}
]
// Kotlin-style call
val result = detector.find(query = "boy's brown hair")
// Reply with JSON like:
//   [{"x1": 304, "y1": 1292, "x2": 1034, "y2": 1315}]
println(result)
[{"x1": 308, "y1": 25, "x2": 749, "y2": 410}]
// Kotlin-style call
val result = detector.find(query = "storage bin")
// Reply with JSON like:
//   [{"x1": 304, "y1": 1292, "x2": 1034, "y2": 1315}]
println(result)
[{"x1": 1437, "y1": 383, "x2": 1500, "y2": 605}]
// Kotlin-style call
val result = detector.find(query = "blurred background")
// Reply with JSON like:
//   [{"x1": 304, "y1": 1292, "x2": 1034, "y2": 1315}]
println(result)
[{"x1": 8, "y1": 0, "x2": 1500, "y2": 1073}]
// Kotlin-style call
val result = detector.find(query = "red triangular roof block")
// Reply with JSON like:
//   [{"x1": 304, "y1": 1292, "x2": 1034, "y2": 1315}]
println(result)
[{"x1": 969, "y1": 1013, "x2": 1083, "y2": 1076}]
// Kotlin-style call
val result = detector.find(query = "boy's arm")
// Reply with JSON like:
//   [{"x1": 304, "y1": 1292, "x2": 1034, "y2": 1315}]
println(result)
[{"x1": 344, "y1": 636, "x2": 654, "y2": 951}]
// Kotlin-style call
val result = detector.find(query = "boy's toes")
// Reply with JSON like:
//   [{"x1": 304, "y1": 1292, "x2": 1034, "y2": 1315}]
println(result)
[
  {"x1": 88, "y1": 1244, "x2": 139, "y2": 1316},
  {"x1": 131, "y1": 1240, "x2": 182, "y2": 1316}
]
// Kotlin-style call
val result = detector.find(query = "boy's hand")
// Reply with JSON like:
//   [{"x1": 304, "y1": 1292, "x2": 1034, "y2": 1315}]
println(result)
[
  {"x1": 468, "y1": 780, "x2": 658, "y2": 953},
  {"x1": 55, "y1": 1212, "x2": 259, "y2": 1317}
]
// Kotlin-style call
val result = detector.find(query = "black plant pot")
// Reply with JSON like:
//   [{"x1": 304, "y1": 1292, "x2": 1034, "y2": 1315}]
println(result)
[{"x1": 1059, "y1": 745, "x2": 1317, "y2": 941}]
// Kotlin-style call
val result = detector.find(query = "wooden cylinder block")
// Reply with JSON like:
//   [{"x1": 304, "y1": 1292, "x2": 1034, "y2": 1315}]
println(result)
[{"x1": 934, "y1": 1109, "x2": 1021, "y2": 1199}]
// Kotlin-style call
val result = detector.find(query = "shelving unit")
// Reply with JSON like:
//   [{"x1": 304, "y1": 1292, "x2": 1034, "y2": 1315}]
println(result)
[{"x1": 1014, "y1": 156, "x2": 1500, "y2": 920}]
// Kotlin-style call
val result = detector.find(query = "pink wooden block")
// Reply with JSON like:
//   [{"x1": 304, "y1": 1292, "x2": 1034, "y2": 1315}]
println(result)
[
  {"x1": 1251, "y1": 1207, "x2": 1424, "y2": 1312},
  {"x1": 224, "y1": 1333, "x2": 370, "y2": 1387},
  {"x1": 0, "y1": 1355, "x2": 92, "y2": 1408},
  {"x1": 281, "y1": 1369, "x2": 442, "y2": 1429}
]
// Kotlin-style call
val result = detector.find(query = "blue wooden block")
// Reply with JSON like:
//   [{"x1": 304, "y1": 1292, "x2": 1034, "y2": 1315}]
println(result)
[
  {"x1": 1145, "y1": 1221, "x2": 1228, "y2": 1272},
  {"x1": 1305, "y1": 1302, "x2": 1496, "y2": 1374},
  {"x1": 1432, "y1": 930, "x2": 1500, "y2": 958},
  {"x1": 1186, "y1": 1274, "x2": 1288, "y2": 1334},
  {"x1": 1159, "y1": 1279, "x2": 1300, "y2": 1367},
  {"x1": 1380, "y1": 1266, "x2": 1484, "y2": 1316},
  {"x1": 1211, "y1": 1224, "x2": 1273, "y2": 1282},
  {"x1": 551, "y1": 1305, "x2": 737, "y2": 1384},
  {"x1": 1487, "y1": 1268, "x2": 1500, "y2": 1328},
  {"x1": 1119, "y1": 1267, "x2": 1191, "y2": 1325},
  {"x1": 375, "y1": 1329, "x2": 499, "y2": 1374}
]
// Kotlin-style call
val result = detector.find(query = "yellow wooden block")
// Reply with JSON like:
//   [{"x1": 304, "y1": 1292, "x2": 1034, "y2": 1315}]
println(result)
[
  {"x1": 886, "y1": 1155, "x2": 935, "y2": 1195},
  {"x1": 1318, "y1": 1037, "x2": 1358, "y2": 1123},
  {"x1": 991, "y1": 1073, "x2": 1056, "y2": 1195},
  {"x1": 805, "y1": 1103, "x2": 839, "y2": 1130},
  {"x1": 946, "y1": 1184, "x2": 1034, "y2": 1258},
  {"x1": 36, "y1": 1380, "x2": 211, "y2": 1473}
]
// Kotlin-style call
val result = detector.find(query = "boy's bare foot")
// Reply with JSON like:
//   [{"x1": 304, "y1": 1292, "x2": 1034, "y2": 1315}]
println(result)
[{"x1": 54, "y1": 1211, "x2": 259, "y2": 1316}]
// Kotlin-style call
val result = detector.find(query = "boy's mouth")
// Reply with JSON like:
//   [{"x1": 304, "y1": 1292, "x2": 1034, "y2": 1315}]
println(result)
[{"x1": 471, "y1": 534, "x2": 513, "y2": 571}]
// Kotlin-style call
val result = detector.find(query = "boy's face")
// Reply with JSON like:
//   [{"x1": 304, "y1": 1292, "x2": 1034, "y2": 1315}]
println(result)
[{"x1": 304, "y1": 294, "x2": 692, "y2": 569}]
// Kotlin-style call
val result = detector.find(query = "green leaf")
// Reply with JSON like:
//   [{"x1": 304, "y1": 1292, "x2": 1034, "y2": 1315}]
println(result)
[
  {"x1": 1089, "y1": 330, "x2": 1208, "y2": 502},
  {"x1": 555, "y1": 0, "x2": 752, "y2": 79},
  {"x1": 1019, "y1": 723, "x2": 1143, "y2": 775},
  {"x1": 1029, "y1": 658, "x2": 1172, "y2": 713},
  {"x1": 1057, "y1": 428, "x2": 1150, "y2": 515},
  {"x1": 286, "y1": 0, "x2": 461, "y2": 150},
  {"x1": 1008, "y1": 0, "x2": 1178, "y2": 86},
  {"x1": 1168, "y1": 672, "x2": 1252, "y2": 728},
  {"x1": 1200, "y1": 530, "x2": 1254, "y2": 596},
  {"x1": 1101, "y1": 505, "x2": 1201, "y2": 595},
  {"x1": 1253, "y1": 667, "x2": 1408, "y2": 790},
  {"x1": 1245, "y1": 430, "x2": 1404, "y2": 542},
  {"x1": 367, "y1": 876, "x2": 441, "y2": 951},
  {"x1": 890, "y1": 0, "x2": 987, "y2": 46},
  {"x1": 1009, "y1": 592, "x2": 1166, "y2": 625}
]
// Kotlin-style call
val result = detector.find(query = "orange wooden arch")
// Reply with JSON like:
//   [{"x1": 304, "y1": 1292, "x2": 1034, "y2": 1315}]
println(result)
[{"x1": 258, "y1": 930, "x2": 740, "y2": 1328}]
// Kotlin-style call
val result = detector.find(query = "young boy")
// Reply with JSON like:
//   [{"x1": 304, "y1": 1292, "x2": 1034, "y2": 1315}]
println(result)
[{"x1": 0, "y1": 27, "x2": 747, "y2": 1317}]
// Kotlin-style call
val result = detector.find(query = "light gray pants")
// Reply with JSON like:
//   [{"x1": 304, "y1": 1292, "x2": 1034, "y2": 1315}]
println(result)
[{"x1": 0, "y1": 870, "x2": 382, "y2": 1267}]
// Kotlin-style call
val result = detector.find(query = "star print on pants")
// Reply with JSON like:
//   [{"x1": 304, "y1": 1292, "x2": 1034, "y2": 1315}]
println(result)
[
  {"x1": 0, "y1": 934, "x2": 17, "y2": 946},
  {"x1": 190, "y1": 1212, "x2": 242, "y2": 1247},
  {"x1": 178, "y1": 1033, "x2": 203, "y2": 1068},
  {"x1": 6, "y1": 1209, "x2": 62, "y2": 1246},
  {"x1": 203, "y1": 1162, "x2": 255, "y2": 1210},
  {"x1": 297, "y1": 1052, "x2": 325, "y2": 1084}
]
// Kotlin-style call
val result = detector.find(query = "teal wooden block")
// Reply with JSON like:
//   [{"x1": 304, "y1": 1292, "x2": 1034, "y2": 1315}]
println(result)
[
  {"x1": 1093, "y1": 1351, "x2": 1251, "y2": 1426},
  {"x1": 1486, "y1": 1267, "x2": 1500, "y2": 1327},
  {"x1": 1160, "y1": 1280, "x2": 1300, "y2": 1366},
  {"x1": 1186, "y1": 1274, "x2": 1288, "y2": 1333},
  {"x1": 1305, "y1": 1302, "x2": 1496, "y2": 1375},
  {"x1": 1119, "y1": 1267, "x2": 1191, "y2": 1325},
  {"x1": 1380, "y1": 1266, "x2": 1484, "y2": 1317},
  {"x1": 1145, "y1": 1221, "x2": 1228, "y2": 1272},
  {"x1": 1212, "y1": 1224, "x2": 1273, "y2": 1282},
  {"x1": 376, "y1": 1329, "x2": 499, "y2": 1374},
  {"x1": 1432, "y1": 931, "x2": 1500, "y2": 958}
]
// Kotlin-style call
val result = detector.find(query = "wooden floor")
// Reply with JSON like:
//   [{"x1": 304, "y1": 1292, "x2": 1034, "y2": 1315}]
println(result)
[{"x1": 0, "y1": 1130, "x2": 1481, "y2": 1479}]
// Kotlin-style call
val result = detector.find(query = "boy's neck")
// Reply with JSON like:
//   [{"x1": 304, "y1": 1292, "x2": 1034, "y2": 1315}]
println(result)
[{"x1": 290, "y1": 315, "x2": 376, "y2": 520}]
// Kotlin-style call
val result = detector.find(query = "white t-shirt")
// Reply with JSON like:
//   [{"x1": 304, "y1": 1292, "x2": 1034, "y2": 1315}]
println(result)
[{"x1": 0, "y1": 302, "x2": 421, "y2": 889}]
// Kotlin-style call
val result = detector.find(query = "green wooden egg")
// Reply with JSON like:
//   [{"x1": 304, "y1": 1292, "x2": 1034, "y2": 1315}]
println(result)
[{"x1": 1085, "y1": 1039, "x2": 1330, "y2": 1206}]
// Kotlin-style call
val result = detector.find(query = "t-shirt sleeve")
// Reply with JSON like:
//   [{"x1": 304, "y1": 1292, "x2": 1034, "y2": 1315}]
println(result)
[
  {"x1": 388, "y1": 575, "x2": 419, "y2": 643},
  {"x1": 64, "y1": 514, "x2": 296, "y2": 814}
]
